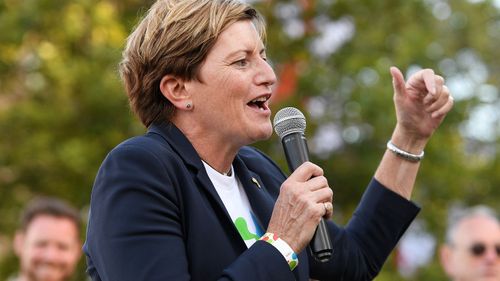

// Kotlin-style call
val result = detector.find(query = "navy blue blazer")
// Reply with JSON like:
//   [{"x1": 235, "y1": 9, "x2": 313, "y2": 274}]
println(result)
[{"x1": 84, "y1": 122, "x2": 420, "y2": 281}]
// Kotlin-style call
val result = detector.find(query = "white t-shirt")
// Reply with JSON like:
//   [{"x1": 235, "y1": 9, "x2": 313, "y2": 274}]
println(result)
[{"x1": 202, "y1": 161, "x2": 264, "y2": 248}]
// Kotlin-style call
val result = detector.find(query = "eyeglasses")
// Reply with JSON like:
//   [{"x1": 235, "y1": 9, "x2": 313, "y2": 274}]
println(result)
[{"x1": 469, "y1": 243, "x2": 500, "y2": 258}]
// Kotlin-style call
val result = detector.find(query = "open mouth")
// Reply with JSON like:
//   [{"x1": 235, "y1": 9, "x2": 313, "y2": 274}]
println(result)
[{"x1": 247, "y1": 94, "x2": 271, "y2": 111}]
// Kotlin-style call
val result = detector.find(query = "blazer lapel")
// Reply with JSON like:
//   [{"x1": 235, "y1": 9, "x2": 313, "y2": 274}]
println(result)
[
  {"x1": 148, "y1": 122, "x2": 246, "y2": 251},
  {"x1": 232, "y1": 155, "x2": 275, "y2": 232}
]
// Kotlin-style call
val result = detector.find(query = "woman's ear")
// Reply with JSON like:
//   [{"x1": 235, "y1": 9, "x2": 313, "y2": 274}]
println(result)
[{"x1": 159, "y1": 75, "x2": 193, "y2": 111}]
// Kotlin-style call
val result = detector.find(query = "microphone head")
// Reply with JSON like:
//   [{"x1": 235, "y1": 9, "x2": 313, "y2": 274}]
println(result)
[{"x1": 273, "y1": 107, "x2": 306, "y2": 139}]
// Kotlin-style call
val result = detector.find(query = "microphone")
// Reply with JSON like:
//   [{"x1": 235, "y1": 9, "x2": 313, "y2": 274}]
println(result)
[{"x1": 273, "y1": 107, "x2": 333, "y2": 263}]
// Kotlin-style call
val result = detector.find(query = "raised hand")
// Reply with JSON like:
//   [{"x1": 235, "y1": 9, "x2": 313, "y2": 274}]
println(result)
[{"x1": 390, "y1": 66, "x2": 454, "y2": 146}]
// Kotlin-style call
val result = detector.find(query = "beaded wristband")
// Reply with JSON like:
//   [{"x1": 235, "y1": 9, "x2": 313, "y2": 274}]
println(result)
[
  {"x1": 260, "y1": 232, "x2": 299, "y2": 270},
  {"x1": 387, "y1": 140, "x2": 424, "y2": 162}
]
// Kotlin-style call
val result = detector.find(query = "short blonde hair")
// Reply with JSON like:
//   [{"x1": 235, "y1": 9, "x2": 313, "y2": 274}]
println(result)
[{"x1": 120, "y1": 0, "x2": 266, "y2": 127}]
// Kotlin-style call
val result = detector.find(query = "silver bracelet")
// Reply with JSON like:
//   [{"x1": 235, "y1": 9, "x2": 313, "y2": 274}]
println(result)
[{"x1": 386, "y1": 140, "x2": 424, "y2": 162}]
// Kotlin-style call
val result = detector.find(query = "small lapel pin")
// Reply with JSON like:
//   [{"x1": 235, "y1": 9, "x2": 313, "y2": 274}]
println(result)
[{"x1": 251, "y1": 177, "x2": 261, "y2": 189}]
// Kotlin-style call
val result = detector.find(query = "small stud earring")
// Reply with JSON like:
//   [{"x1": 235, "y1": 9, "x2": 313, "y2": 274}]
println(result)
[{"x1": 186, "y1": 103, "x2": 192, "y2": 109}]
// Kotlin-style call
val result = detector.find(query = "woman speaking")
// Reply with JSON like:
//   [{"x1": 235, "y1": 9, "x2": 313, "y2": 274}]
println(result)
[{"x1": 84, "y1": 0, "x2": 454, "y2": 280}]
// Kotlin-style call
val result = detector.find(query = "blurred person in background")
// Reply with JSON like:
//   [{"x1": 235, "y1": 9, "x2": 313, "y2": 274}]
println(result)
[
  {"x1": 439, "y1": 205, "x2": 500, "y2": 281},
  {"x1": 84, "y1": 0, "x2": 454, "y2": 280},
  {"x1": 10, "y1": 197, "x2": 82, "y2": 281}
]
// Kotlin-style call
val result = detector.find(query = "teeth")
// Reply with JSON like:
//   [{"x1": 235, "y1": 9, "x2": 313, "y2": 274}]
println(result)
[{"x1": 251, "y1": 96, "x2": 268, "y2": 103}]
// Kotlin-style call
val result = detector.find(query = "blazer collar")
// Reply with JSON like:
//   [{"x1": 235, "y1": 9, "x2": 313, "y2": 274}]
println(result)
[
  {"x1": 148, "y1": 122, "x2": 249, "y2": 250},
  {"x1": 148, "y1": 122, "x2": 204, "y2": 171},
  {"x1": 148, "y1": 122, "x2": 275, "y2": 226}
]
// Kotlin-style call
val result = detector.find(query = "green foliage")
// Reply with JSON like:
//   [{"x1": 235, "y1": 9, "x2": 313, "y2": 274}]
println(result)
[{"x1": 1, "y1": 0, "x2": 499, "y2": 280}]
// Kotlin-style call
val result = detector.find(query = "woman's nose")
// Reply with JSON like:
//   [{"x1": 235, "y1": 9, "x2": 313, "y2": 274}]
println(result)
[{"x1": 256, "y1": 58, "x2": 277, "y2": 87}]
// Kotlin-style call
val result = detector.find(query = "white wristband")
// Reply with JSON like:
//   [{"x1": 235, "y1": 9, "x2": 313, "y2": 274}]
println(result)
[{"x1": 387, "y1": 140, "x2": 424, "y2": 162}]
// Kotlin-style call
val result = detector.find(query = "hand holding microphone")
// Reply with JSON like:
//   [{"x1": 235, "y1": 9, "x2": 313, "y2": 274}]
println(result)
[{"x1": 266, "y1": 107, "x2": 333, "y2": 262}]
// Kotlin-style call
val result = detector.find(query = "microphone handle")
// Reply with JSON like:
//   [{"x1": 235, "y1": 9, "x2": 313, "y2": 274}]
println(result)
[{"x1": 282, "y1": 133, "x2": 333, "y2": 263}]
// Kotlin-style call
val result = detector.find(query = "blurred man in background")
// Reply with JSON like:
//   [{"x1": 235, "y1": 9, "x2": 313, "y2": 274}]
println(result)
[
  {"x1": 439, "y1": 205, "x2": 500, "y2": 281},
  {"x1": 10, "y1": 197, "x2": 82, "y2": 281}
]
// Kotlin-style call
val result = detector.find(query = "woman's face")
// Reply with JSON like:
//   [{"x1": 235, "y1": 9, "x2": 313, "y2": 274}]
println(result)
[{"x1": 185, "y1": 20, "x2": 276, "y2": 146}]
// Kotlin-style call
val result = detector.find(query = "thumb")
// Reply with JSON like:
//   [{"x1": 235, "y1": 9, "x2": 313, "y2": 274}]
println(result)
[{"x1": 390, "y1": 66, "x2": 406, "y2": 97}]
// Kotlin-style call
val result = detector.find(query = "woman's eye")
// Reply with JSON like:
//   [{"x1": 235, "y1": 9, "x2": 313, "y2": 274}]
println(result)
[{"x1": 233, "y1": 59, "x2": 248, "y2": 67}]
